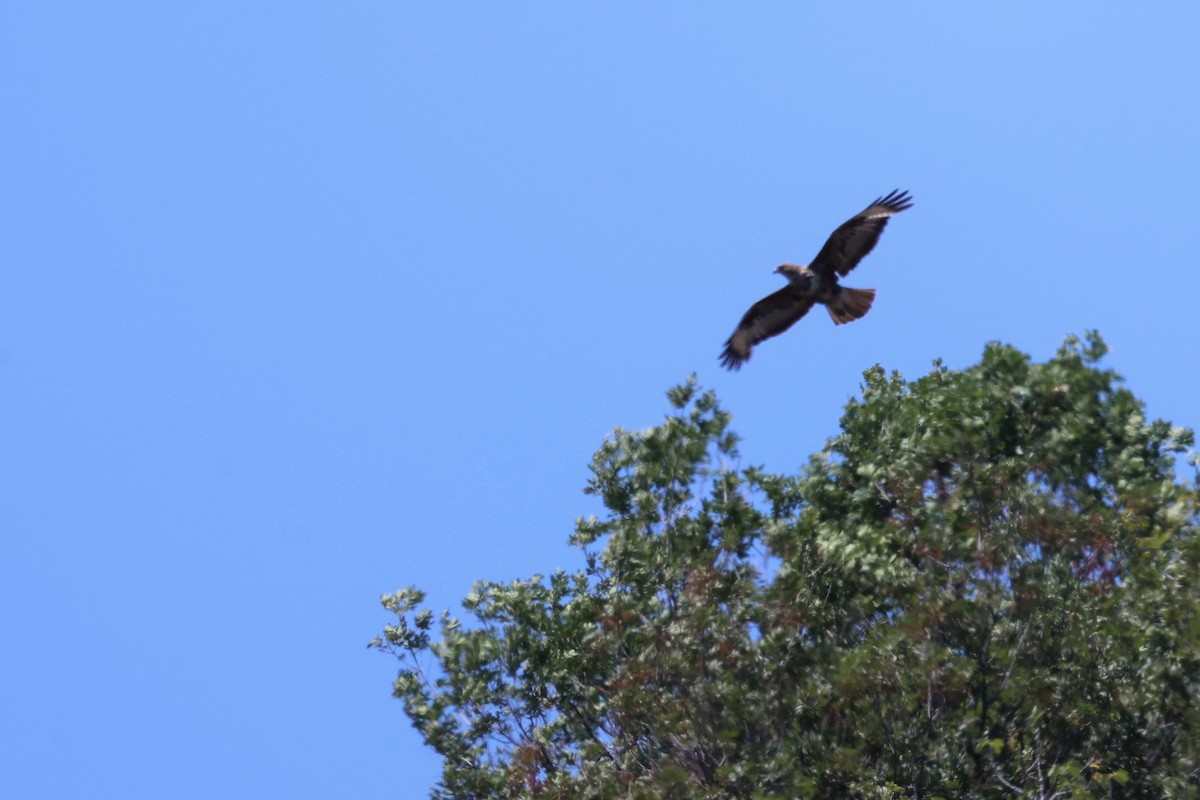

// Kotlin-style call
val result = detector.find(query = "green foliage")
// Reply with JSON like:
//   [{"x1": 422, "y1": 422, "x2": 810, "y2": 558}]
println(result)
[{"x1": 373, "y1": 334, "x2": 1200, "y2": 799}]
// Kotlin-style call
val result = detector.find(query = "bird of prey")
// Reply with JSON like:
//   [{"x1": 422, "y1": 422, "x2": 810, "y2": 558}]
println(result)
[{"x1": 719, "y1": 189, "x2": 913, "y2": 370}]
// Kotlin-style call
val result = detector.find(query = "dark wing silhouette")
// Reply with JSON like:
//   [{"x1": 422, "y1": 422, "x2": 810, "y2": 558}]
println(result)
[
  {"x1": 719, "y1": 286, "x2": 816, "y2": 370},
  {"x1": 808, "y1": 189, "x2": 913, "y2": 279}
]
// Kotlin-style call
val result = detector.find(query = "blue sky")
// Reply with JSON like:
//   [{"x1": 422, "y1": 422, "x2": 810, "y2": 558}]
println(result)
[{"x1": 3, "y1": 4, "x2": 1198, "y2": 797}]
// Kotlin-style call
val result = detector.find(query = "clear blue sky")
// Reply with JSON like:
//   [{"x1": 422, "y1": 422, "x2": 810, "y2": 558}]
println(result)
[{"x1": 3, "y1": 4, "x2": 1198, "y2": 797}]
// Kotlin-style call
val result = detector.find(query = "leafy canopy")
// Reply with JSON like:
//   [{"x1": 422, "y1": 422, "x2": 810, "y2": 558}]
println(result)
[{"x1": 374, "y1": 333, "x2": 1200, "y2": 799}]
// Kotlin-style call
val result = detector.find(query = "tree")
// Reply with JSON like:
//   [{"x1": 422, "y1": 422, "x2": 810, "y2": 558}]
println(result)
[{"x1": 374, "y1": 333, "x2": 1200, "y2": 799}]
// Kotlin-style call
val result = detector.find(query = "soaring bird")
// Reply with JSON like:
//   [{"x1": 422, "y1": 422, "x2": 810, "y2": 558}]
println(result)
[{"x1": 719, "y1": 189, "x2": 913, "y2": 370}]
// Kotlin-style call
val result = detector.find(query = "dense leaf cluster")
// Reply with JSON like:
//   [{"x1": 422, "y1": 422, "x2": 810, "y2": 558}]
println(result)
[{"x1": 374, "y1": 333, "x2": 1200, "y2": 799}]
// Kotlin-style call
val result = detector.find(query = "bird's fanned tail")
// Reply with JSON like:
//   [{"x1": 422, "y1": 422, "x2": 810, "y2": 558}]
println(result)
[{"x1": 825, "y1": 286, "x2": 876, "y2": 325}]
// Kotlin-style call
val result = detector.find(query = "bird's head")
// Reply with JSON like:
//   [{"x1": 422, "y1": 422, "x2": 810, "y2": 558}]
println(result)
[{"x1": 774, "y1": 263, "x2": 807, "y2": 276}]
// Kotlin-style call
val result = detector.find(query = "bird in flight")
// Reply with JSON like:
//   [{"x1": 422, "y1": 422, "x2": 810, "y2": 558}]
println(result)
[{"x1": 719, "y1": 189, "x2": 913, "y2": 370}]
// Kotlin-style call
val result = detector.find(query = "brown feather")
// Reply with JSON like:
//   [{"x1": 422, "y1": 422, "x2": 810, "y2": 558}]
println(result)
[
  {"x1": 825, "y1": 286, "x2": 876, "y2": 325},
  {"x1": 719, "y1": 286, "x2": 816, "y2": 370},
  {"x1": 808, "y1": 189, "x2": 912, "y2": 279}
]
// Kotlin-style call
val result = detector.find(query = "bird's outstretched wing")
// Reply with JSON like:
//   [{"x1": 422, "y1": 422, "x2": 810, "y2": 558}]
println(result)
[
  {"x1": 719, "y1": 286, "x2": 816, "y2": 370},
  {"x1": 808, "y1": 189, "x2": 913, "y2": 279}
]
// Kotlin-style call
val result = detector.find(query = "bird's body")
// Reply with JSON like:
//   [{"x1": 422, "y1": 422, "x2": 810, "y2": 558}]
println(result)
[{"x1": 720, "y1": 189, "x2": 913, "y2": 370}]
